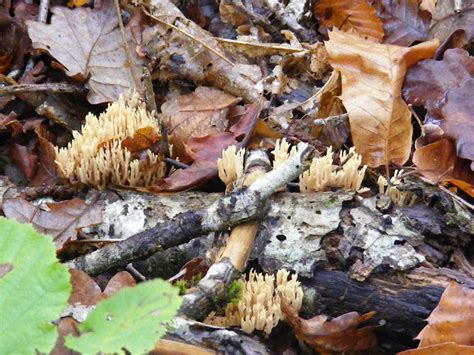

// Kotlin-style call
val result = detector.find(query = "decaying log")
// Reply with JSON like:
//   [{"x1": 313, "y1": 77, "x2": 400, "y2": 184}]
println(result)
[
  {"x1": 67, "y1": 143, "x2": 313, "y2": 274},
  {"x1": 302, "y1": 270, "x2": 449, "y2": 353}
]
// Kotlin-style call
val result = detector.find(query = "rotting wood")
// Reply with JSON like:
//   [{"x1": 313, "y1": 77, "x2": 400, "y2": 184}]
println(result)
[{"x1": 67, "y1": 142, "x2": 313, "y2": 274}]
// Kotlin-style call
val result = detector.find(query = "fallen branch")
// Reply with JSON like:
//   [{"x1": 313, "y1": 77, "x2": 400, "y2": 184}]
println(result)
[
  {"x1": 0, "y1": 83, "x2": 84, "y2": 96},
  {"x1": 67, "y1": 143, "x2": 313, "y2": 274}
]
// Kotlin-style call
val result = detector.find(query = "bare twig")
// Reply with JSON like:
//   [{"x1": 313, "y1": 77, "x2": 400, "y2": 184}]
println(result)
[
  {"x1": 38, "y1": 0, "x2": 50, "y2": 23},
  {"x1": 0, "y1": 83, "x2": 84, "y2": 96},
  {"x1": 114, "y1": 0, "x2": 141, "y2": 90}
]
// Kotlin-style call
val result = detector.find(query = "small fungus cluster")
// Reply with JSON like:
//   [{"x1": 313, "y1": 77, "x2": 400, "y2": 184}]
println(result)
[
  {"x1": 205, "y1": 269, "x2": 304, "y2": 335},
  {"x1": 55, "y1": 92, "x2": 166, "y2": 188},
  {"x1": 378, "y1": 170, "x2": 418, "y2": 206},
  {"x1": 217, "y1": 145, "x2": 245, "y2": 190}
]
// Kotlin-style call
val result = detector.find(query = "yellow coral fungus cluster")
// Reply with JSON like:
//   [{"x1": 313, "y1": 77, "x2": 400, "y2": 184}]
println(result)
[
  {"x1": 217, "y1": 145, "x2": 245, "y2": 189},
  {"x1": 299, "y1": 145, "x2": 367, "y2": 192},
  {"x1": 378, "y1": 170, "x2": 418, "y2": 206},
  {"x1": 205, "y1": 269, "x2": 304, "y2": 335},
  {"x1": 54, "y1": 92, "x2": 166, "y2": 188}
]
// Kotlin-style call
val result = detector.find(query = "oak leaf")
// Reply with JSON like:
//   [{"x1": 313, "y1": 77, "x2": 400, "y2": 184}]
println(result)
[
  {"x1": 161, "y1": 86, "x2": 241, "y2": 163},
  {"x1": 27, "y1": 0, "x2": 143, "y2": 104},
  {"x1": 429, "y1": 0, "x2": 474, "y2": 44},
  {"x1": 280, "y1": 296, "x2": 377, "y2": 353},
  {"x1": 314, "y1": 0, "x2": 384, "y2": 42},
  {"x1": 379, "y1": 0, "x2": 431, "y2": 46},
  {"x1": 403, "y1": 49, "x2": 474, "y2": 122},
  {"x1": 325, "y1": 29, "x2": 438, "y2": 168}
]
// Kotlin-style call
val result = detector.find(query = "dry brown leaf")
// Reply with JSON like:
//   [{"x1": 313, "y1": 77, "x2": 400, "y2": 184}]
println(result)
[
  {"x1": 314, "y1": 0, "x2": 384, "y2": 42},
  {"x1": 102, "y1": 271, "x2": 136, "y2": 298},
  {"x1": 420, "y1": 0, "x2": 437, "y2": 15},
  {"x1": 69, "y1": 269, "x2": 102, "y2": 306},
  {"x1": 161, "y1": 86, "x2": 241, "y2": 162},
  {"x1": 281, "y1": 296, "x2": 377, "y2": 353},
  {"x1": 325, "y1": 28, "x2": 439, "y2": 168},
  {"x1": 399, "y1": 282, "x2": 474, "y2": 354},
  {"x1": 379, "y1": 0, "x2": 431, "y2": 46},
  {"x1": 417, "y1": 282, "x2": 474, "y2": 347},
  {"x1": 413, "y1": 138, "x2": 474, "y2": 189},
  {"x1": 429, "y1": 0, "x2": 474, "y2": 44},
  {"x1": 27, "y1": 0, "x2": 143, "y2": 104},
  {"x1": 2, "y1": 198, "x2": 102, "y2": 251}
]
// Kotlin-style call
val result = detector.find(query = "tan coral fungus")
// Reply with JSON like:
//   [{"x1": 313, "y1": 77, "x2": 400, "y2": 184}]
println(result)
[
  {"x1": 299, "y1": 146, "x2": 367, "y2": 192},
  {"x1": 54, "y1": 92, "x2": 166, "y2": 188},
  {"x1": 217, "y1": 145, "x2": 245, "y2": 189},
  {"x1": 378, "y1": 170, "x2": 418, "y2": 206},
  {"x1": 205, "y1": 269, "x2": 304, "y2": 335}
]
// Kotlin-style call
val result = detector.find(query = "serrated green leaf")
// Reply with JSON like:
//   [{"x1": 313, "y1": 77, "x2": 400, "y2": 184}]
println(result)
[
  {"x1": 0, "y1": 217, "x2": 71, "y2": 354},
  {"x1": 65, "y1": 278, "x2": 182, "y2": 354}
]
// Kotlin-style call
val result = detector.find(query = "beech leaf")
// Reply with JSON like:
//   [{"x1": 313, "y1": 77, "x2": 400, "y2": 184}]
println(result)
[
  {"x1": 27, "y1": 0, "x2": 143, "y2": 104},
  {"x1": 314, "y1": 0, "x2": 384, "y2": 42},
  {"x1": 325, "y1": 28, "x2": 438, "y2": 168}
]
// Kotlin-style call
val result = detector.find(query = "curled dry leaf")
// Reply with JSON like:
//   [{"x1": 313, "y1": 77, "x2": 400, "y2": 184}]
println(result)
[
  {"x1": 429, "y1": 0, "x2": 474, "y2": 44},
  {"x1": 149, "y1": 103, "x2": 260, "y2": 192},
  {"x1": 325, "y1": 28, "x2": 439, "y2": 168},
  {"x1": 314, "y1": 0, "x2": 384, "y2": 42},
  {"x1": 399, "y1": 282, "x2": 474, "y2": 354},
  {"x1": 379, "y1": 0, "x2": 431, "y2": 46},
  {"x1": 2, "y1": 198, "x2": 102, "y2": 251},
  {"x1": 161, "y1": 86, "x2": 241, "y2": 163},
  {"x1": 280, "y1": 296, "x2": 377, "y2": 353},
  {"x1": 27, "y1": 0, "x2": 143, "y2": 104}
]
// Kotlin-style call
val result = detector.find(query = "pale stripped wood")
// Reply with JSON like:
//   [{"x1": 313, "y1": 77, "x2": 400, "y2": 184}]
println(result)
[{"x1": 325, "y1": 29, "x2": 438, "y2": 168}]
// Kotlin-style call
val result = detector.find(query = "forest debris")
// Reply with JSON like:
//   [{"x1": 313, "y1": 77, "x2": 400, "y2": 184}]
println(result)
[
  {"x1": 27, "y1": 0, "x2": 143, "y2": 104},
  {"x1": 143, "y1": 0, "x2": 261, "y2": 103},
  {"x1": 55, "y1": 91, "x2": 166, "y2": 188},
  {"x1": 205, "y1": 269, "x2": 303, "y2": 335},
  {"x1": 326, "y1": 28, "x2": 439, "y2": 168},
  {"x1": 260, "y1": 191, "x2": 353, "y2": 277},
  {"x1": 377, "y1": 170, "x2": 418, "y2": 206},
  {"x1": 399, "y1": 282, "x2": 474, "y2": 354},
  {"x1": 281, "y1": 295, "x2": 377, "y2": 353},
  {"x1": 67, "y1": 142, "x2": 313, "y2": 274},
  {"x1": 299, "y1": 146, "x2": 367, "y2": 193},
  {"x1": 2, "y1": 197, "x2": 102, "y2": 251},
  {"x1": 151, "y1": 103, "x2": 260, "y2": 192},
  {"x1": 340, "y1": 197, "x2": 425, "y2": 281},
  {"x1": 161, "y1": 86, "x2": 241, "y2": 163},
  {"x1": 314, "y1": 0, "x2": 384, "y2": 42},
  {"x1": 429, "y1": 0, "x2": 474, "y2": 44}
]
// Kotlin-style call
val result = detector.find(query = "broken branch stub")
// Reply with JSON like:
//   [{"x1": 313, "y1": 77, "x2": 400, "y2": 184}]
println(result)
[{"x1": 67, "y1": 143, "x2": 313, "y2": 275}]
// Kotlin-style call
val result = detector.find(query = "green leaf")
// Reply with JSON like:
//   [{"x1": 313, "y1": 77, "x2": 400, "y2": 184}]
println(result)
[
  {"x1": 0, "y1": 217, "x2": 71, "y2": 354},
  {"x1": 65, "y1": 278, "x2": 182, "y2": 354}
]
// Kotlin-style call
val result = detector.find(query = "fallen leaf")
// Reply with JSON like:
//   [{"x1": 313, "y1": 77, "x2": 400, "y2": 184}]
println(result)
[
  {"x1": 403, "y1": 48, "x2": 474, "y2": 122},
  {"x1": 399, "y1": 282, "x2": 474, "y2": 354},
  {"x1": 429, "y1": 0, "x2": 474, "y2": 44},
  {"x1": 161, "y1": 86, "x2": 241, "y2": 162},
  {"x1": 420, "y1": 0, "x2": 437, "y2": 15},
  {"x1": 314, "y1": 0, "x2": 384, "y2": 42},
  {"x1": 280, "y1": 296, "x2": 377, "y2": 353},
  {"x1": 102, "y1": 271, "x2": 136, "y2": 298},
  {"x1": 439, "y1": 79, "x2": 474, "y2": 168},
  {"x1": 0, "y1": 7, "x2": 31, "y2": 73},
  {"x1": 27, "y1": 0, "x2": 144, "y2": 104},
  {"x1": 168, "y1": 257, "x2": 208, "y2": 283},
  {"x1": 9, "y1": 143, "x2": 38, "y2": 180},
  {"x1": 150, "y1": 103, "x2": 260, "y2": 192},
  {"x1": 413, "y1": 138, "x2": 474, "y2": 188},
  {"x1": 30, "y1": 125, "x2": 59, "y2": 187},
  {"x1": 399, "y1": 342, "x2": 474, "y2": 355},
  {"x1": 379, "y1": 0, "x2": 431, "y2": 46},
  {"x1": 2, "y1": 198, "x2": 102, "y2": 251},
  {"x1": 51, "y1": 317, "x2": 81, "y2": 355},
  {"x1": 325, "y1": 28, "x2": 439, "y2": 168},
  {"x1": 69, "y1": 269, "x2": 102, "y2": 306}
]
